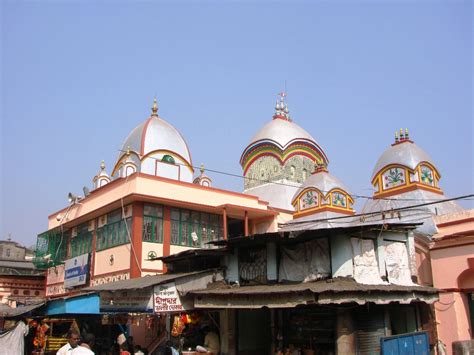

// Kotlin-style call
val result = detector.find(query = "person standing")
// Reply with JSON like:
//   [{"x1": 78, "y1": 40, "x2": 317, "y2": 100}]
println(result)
[
  {"x1": 196, "y1": 326, "x2": 220, "y2": 355},
  {"x1": 57, "y1": 329, "x2": 80, "y2": 355},
  {"x1": 72, "y1": 333, "x2": 95, "y2": 355}
]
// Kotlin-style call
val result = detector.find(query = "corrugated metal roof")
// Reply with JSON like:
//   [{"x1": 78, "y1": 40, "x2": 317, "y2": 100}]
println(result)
[
  {"x1": 0, "y1": 260, "x2": 38, "y2": 269},
  {"x1": 190, "y1": 278, "x2": 437, "y2": 295},
  {"x1": 211, "y1": 222, "x2": 419, "y2": 246},
  {"x1": 155, "y1": 248, "x2": 227, "y2": 262},
  {"x1": 83, "y1": 270, "x2": 212, "y2": 292},
  {"x1": 0, "y1": 302, "x2": 45, "y2": 317}
]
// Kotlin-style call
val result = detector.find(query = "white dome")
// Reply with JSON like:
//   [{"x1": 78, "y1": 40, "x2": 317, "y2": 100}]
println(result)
[
  {"x1": 249, "y1": 118, "x2": 318, "y2": 149},
  {"x1": 119, "y1": 116, "x2": 192, "y2": 165},
  {"x1": 371, "y1": 141, "x2": 436, "y2": 181},
  {"x1": 113, "y1": 100, "x2": 194, "y2": 182},
  {"x1": 293, "y1": 169, "x2": 352, "y2": 201}
]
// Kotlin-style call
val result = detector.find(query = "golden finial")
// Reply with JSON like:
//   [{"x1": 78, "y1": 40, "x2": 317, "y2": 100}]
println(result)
[
  {"x1": 126, "y1": 146, "x2": 131, "y2": 156},
  {"x1": 151, "y1": 97, "x2": 158, "y2": 116},
  {"x1": 100, "y1": 160, "x2": 106, "y2": 170},
  {"x1": 200, "y1": 163, "x2": 205, "y2": 174},
  {"x1": 405, "y1": 128, "x2": 409, "y2": 140}
]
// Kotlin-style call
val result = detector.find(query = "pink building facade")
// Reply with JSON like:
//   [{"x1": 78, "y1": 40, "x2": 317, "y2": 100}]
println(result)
[{"x1": 431, "y1": 210, "x2": 474, "y2": 353}]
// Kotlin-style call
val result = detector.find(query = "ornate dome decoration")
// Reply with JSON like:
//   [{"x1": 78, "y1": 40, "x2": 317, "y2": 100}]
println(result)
[
  {"x1": 362, "y1": 129, "x2": 462, "y2": 236},
  {"x1": 292, "y1": 164, "x2": 355, "y2": 220},
  {"x1": 371, "y1": 129, "x2": 442, "y2": 198},
  {"x1": 112, "y1": 98, "x2": 194, "y2": 182},
  {"x1": 193, "y1": 163, "x2": 212, "y2": 187},
  {"x1": 240, "y1": 93, "x2": 329, "y2": 191},
  {"x1": 92, "y1": 160, "x2": 111, "y2": 189}
]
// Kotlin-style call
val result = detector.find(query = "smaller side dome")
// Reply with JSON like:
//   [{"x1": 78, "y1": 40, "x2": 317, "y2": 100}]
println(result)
[
  {"x1": 291, "y1": 164, "x2": 355, "y2": 220},
  {"x1": 93, "y1": 160, "x2": 111, "y2": 189},
  {"x1": 193, "y1": 163, "x2": 212, "y2": 187},
  {"x1": 371, "y1": 130, "x2": 442, "y2": 198}
]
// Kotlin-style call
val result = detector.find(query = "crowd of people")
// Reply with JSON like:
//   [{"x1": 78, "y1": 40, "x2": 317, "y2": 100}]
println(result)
[{"x1": 56, "y1": 330, "x2": 146, "y2": 355}]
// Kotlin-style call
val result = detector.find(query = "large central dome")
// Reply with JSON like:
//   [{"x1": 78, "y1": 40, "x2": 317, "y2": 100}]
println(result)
[
  {"x1": 247, "y1": 117, "x2": 320, "y2": 150},
  {"x1": 240, "y1": 94, "x2": 328, "y2": 210},
  {"x1": 112, "y1": 99, "x2": 194, "y2": 182}
]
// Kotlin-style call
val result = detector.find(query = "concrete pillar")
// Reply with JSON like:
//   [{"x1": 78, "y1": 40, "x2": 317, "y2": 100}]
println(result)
[
  {"x1": 220, "y1": 309, "x2": 236, "y2": 355},
  {"x1": 336, "y1": 309, "x2": 356, "y2": 355}
]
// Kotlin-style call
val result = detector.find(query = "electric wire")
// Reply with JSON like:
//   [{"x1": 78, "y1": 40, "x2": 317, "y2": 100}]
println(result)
[
  {"x1": 278, "y1": 194, "x2": 474, "y2": 226},
  {"x1": 117, "y1": 149, "x2": 473, "y2": 203}
]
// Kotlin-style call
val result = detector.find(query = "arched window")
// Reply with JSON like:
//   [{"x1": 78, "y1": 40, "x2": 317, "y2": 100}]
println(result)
[
  {"x1": 302, "y1": 169, "x2": 308, "y2": 181},
  {"x1": 290, "y1": 166, "x2": 296, "y2": 179},
  {"x1": 125, "y1": 165, "x2": 136, "y2": 177}
]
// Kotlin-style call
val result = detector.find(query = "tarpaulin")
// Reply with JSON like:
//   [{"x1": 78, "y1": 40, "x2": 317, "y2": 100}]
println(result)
[
  {"x1": 385, "y1": 241, "x2": 414, "y2": 286},
  {"x1": 279, "y1": 238, "x2": 330, "y2": 282},
  {"x1": 0, "y1": 321, "x2": 28, "y2": 355},
  {"x1": 351, "y1": 238, "x2": 384, "y2": 285}
]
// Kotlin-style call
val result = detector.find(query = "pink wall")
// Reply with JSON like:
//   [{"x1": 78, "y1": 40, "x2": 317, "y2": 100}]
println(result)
[
  {"x1": 431, "y1": 244, "x2": 474, "y2": 289},
  {"x1": 434, "y1": 292, "x2": 472, "y2": 354},
  {"x1": 431, "y1": 210, "x2": 474, "y2": 354}
]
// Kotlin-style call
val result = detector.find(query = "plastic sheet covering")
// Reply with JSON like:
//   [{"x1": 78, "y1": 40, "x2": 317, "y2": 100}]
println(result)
[
  {"x1": 351, "y1": 238, "x2": 384, "y2": 285},
  {"x1": 384, "y1": 241, "x2": 415, "y2": 286},
  {"x1": 0, "y1": 321, "x2": 28, "y2": 355},
  {"x1": 279, "y1": 238, "x2": 330, "y2": 282}
]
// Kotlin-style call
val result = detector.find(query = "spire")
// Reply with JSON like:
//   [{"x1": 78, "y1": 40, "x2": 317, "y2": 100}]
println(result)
[
  {"x1": 273, "y1": 92, "x2": 291, "y2": 120},
  {"x1": 393, "y1": 128, "x2": 412, "y2": 145},
  {"x1": 151, "y1": 97, "x2": 158, "y2": 117}
]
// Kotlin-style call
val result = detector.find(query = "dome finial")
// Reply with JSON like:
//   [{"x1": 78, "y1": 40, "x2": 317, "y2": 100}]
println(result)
[
  {"x1": 151, "y1": 97, "x2": 159, "y2": 117},
  {"x1": 395, "y1": 130, "x2": 399, "y2": 143},
  {"x1": 126, "y1": 146, "x2": 131, "y2": 156},
  {"x1": 200, "y1": 163, "x2": 205, "y2": 174},
  {"x1": 100, "y1": 160, "x2": 106, "y2": 171},
  {"x1": 405, "y1": 128, "x2": 409, "y2": 140},
  {"x1": 273, "y1": 91, "x2": 290, "y2": 120}
]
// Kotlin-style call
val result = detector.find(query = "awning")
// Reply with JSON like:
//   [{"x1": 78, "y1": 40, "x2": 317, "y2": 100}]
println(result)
[
  {"x1": 83, "y1": 270, "x2": 224, "y2": 313},
  {"x1": 191, "y1": 278, "x2": 438, "y2": 308},
  {"x1": 82, "y1": 270, "x2": 215, "y2": 292},
  {"x1": 0, "y1": 302, "x2": 45, "y2": 318},
  {"x1": 46, "y1": 293, "x2": 100, "y2": 315}
]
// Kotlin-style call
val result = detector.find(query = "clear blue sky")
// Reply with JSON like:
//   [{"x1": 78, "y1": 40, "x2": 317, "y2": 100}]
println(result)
[{"x1": 1, "y1": 0, "x2": 472, "y2": 247}]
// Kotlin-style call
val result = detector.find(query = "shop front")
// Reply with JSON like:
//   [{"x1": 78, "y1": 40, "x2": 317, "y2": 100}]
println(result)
[{"x1": 191, "y1": 278, "x2": 439, "y2": 355}]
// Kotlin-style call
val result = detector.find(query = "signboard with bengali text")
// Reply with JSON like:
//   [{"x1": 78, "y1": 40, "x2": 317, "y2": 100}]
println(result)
[{"x1": 153, "y1": 282, "x2": 188, "y2": 313}]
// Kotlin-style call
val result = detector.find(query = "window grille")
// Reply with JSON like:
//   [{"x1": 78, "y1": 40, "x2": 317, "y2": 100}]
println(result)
[
  {"x1": 239, "y1": 247, "x2": 267, "y2": 284},
  {"x1": 71, "y1": 222, "x2": 92, "y2": 257},
  {"x1": 96, "y1": 217, "x2": 132, "y2": 251},
  {"x1": 143, "y1": 204, "x2": 164, "y2": 243},
  {"x1": 169, "y1": 208, "x2": 223, "y2": 247}
]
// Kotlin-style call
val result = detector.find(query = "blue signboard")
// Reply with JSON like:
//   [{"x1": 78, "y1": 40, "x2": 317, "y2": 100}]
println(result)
[{"x1": 64, "y1": 253, "x2": 89, "y2": 288}]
